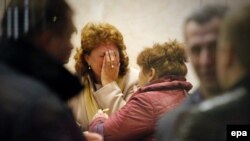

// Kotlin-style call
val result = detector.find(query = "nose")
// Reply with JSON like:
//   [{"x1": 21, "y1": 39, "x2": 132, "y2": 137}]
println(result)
[{"x1": 199, "y1": 48, "x2": 215, "y2": 68}]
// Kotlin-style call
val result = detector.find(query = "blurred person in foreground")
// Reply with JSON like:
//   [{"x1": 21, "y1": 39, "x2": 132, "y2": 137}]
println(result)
[
  {"x1": 157, "y1": 5, "x2": 228, "y2": 141},
  {"x1": 89, "y1": 40, "x2": 192, "y2": 141},
  {"x1": 0, "y1": 0, "x2": 101, "y2": 140},
  {"x1": 69, "y1": 23, "x2": 138, "y2": 129},
  {"x1": 171, "y1": 3, "x2": 250, "y2": 141}
]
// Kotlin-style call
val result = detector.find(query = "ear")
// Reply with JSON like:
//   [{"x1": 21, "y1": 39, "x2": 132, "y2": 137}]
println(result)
[
  {"x1": 84, "y1": 54, "x2": 90, "y2": 65},
  {"x1": 147, "y1": 68, "x2": 156, "y2": 82}
]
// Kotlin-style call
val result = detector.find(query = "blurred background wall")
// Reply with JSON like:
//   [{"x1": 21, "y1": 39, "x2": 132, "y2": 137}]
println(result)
[{"x1": 1, "y1": 0, "x2": 250, "y2": 92}]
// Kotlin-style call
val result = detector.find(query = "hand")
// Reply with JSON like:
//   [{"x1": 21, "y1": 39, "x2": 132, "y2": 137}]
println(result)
[
  {"x1": 133, "y1": 85, "x2": 139, "y2": 93},
  {"x1": 83, "y1": 131, "x2": 103, "y2": 141},
  {"x1": 92, "y1": 109, "x2": 109, "y2": 121},
  {"x1": 101, "y1": 50, "x2": 120, "y2": 86}
]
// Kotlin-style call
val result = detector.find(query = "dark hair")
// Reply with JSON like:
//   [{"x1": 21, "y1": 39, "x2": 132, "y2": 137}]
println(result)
[
  {"x1": 1, "y1": 0, "x2": 72, "y2": 40},
  {"x1": 183, "y1": 4, "x2": 228, "y2": 39},
  {"x1": 221, "y1": 3, "x2": 250, "y2": 70},
  {"x1": 185, "y1": 4, "x2": 228, "y2": 25}
]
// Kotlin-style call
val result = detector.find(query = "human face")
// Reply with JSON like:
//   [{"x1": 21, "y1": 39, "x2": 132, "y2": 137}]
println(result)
[
  {"x1": 185, "y1": 18, "x2": 221, "y2": 93},
  {"x1": 49, "y1": 11, "x2": 76, "y2": 64},
  {"x1": 138, "y1": 67, "x2": 150, "y2": 87},
  {"x1": 85, "y1": 42, "x2": 120, "y2": 82}
]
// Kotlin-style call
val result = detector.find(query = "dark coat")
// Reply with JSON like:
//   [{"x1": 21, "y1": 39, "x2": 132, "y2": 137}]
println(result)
[
  {"x1": 0, "y1": 40, "x2": 85, "y2": 141},
  {"x1": 172, "y1": 77, "x2": 250, "y2": 141},
  {"x1": 156, "y1": 89, "x2": 203, "y2": 141},
  {"x1": 90, "y1": 76, "x2": 192, "y2": 141}
]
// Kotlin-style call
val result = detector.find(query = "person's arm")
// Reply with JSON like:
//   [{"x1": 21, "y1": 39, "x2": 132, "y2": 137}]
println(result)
[
  {"x1": 95, "y1": 50, "x2": 138, "y2": 115},
  {"x1": 94, "y1": 68, "x2": 138, "y2": 115},
  {"x1": 13, "y1": 89, "x2": 86, "y2": 141},
  {"x1": 94, "y1": 81, "x2": 132, "y2": 114},
  {"x1": 156, "y1": 95, "x2": 194, "y2": 141},
  {"x1": 89, "y1": 94, "x2": 154, "y2": 141}
]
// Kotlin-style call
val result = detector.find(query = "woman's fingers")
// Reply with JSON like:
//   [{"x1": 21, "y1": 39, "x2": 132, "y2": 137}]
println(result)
[
  {"x1": 105, "y1": 51, "x2": 110, "y2": 66},
  {"x1": 109, "y1": 50, "x2": 116, "y2": 68},
  {"x1": 104, "y1": 50, "x2": 118, "y2": 69},
  {"x1": 101, "y1": 50, "x2": 119, "y2": 85}
]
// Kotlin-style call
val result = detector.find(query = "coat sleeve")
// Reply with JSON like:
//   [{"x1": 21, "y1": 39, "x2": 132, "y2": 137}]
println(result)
[
  {"x1": 156, "y1": 95, "x2": 194, "y2": 141},
  {"x1": 89, "y1": 94, "x2": 155, "y2": 141},
  {"x1": 94, "y1": 69, "x2": 138, "y2": 115},
  {"x1": 94, "y1": 81, "x2": 130, "y2": 113},
  {"x1": 15, "y1": 92, "x2": 86, "y2": 141}
]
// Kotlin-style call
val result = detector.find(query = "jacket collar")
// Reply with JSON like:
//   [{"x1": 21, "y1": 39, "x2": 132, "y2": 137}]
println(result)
[
  {"x1": 0, "y1": 40, "x2": 83, "y2": 102},
  {"x1": 229, "y1": 75, "x2": 250, "y2": 92},
  {"x1": 137, "y1": 75, "x2": 192, "y2": 93}
]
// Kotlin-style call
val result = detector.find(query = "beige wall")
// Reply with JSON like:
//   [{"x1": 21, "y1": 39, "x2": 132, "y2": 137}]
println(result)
[
  {"x1": 65, "y1": 0, "x2": 250, "y2": 92},
  {"x1": 1, "y1": 0, "x2": 250, "y2": 92}
]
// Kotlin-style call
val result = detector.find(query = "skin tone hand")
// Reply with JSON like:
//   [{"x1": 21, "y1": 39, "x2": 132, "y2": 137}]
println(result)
[
  {"x1": 101, "y1": 50, "x2": 120, "y2": 86},
  {"x1": 133, "y1": 85, "x2": 139, "y2": 93},
  {"x1": 83, "y1": 131, "x2": 103, "y2": 141},
  {"x1": 92, "y1": 109, "x2": 109, "y2": 121}
]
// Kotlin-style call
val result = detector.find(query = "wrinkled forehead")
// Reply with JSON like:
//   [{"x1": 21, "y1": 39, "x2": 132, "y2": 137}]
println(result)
[{"x1": 185, "y1": 18, "x2": 221, "y2": 47}]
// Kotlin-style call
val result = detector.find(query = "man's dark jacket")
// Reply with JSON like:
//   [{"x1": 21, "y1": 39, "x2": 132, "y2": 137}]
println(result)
[
  {"x1": 0, "y1": 40, "x2": 85, "y2": 141},
  {"x1": 173, "y1": 77, "x2": 250, "y2": 141},
  {"x1": 156, "y1": 89, "x2": 203, "y2": 141}
]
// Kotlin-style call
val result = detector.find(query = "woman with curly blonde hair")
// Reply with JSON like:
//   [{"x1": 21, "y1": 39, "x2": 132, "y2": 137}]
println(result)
[
  {"x1": 69, "y1": 23, "x2": 138, "y2": 129},
  {"x1": 89, "y1": 40, "x2": 192, "y2": 141}
]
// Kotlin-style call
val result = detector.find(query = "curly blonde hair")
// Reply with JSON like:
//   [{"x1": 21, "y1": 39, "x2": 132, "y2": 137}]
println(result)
[
  {"x1": 75, "y1": 23, "x2": 129, "y2": 77},
  {"x1": 137, "y1": 40, "x2": 187, "y2": 78}
]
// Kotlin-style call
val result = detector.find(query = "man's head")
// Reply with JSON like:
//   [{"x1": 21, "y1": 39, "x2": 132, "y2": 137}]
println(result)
[
  {"x1": 1, "y1": 0, "x2": 76, "y2": 64},
  {"x1": 217, "y1": 4, "x2": 250, "y2": 90},
  {"x1": 184, "y1": 5, "x2": 228, "y2": 98}
]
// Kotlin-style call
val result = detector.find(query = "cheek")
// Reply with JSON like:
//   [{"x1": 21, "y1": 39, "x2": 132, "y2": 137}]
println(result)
[
  {"x1": 116, "y1": 55, "x2": 120, "y2": 62},
  {"x1": 98, "y1": 58, "x2": 104, "y2": 68},
  {"x1": 138, "y1": 71, "x2": 146, "y2": 86},
  {"x1": 93, "y1": 58, "x2": 103, "y2": 69},
  {"x1": 190, "y1": 55, "x2": 199, "y2": 68},
  {"x1": 92, "y1": 57, "x2": 105, "y2": 74}
]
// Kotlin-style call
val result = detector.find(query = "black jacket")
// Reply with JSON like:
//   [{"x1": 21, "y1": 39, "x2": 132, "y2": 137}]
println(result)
[
  {"x1": 0, "y1": 40, "x2": 85, "y2": 141},
  {"x1": 172, "y1": 77, "x2": 250, "y2": 141},
  {"x1": 156, "y1": 89, "x2": 203, "y2": 141},
  {"x1": 0, "y1": 40, "x2": 83, "y2": 102}
]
